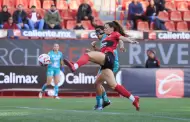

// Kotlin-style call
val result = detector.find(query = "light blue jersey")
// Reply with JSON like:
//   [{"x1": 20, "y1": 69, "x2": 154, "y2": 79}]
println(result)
[
  {"x1": 99, "y1": 34, "x2": 120, "y2": 73},
  {"x1": 47, "y1": 50, "x2": 63, "y2": 76}
]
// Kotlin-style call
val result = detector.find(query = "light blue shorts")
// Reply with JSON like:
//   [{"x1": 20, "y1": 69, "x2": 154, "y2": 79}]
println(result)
[{"x1": 47, "y1": 68, "x2": 60, "y2": 77}]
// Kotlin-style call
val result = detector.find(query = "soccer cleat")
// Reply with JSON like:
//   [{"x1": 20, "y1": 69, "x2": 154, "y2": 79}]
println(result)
[
  {"x1": 39, "y1": 92, "x2": 43, "y2": 99},
  {"x1": 54, "y1": 96, "x2": 60, "y2": 99},
  {"x1": 63, "y1": 59, "x2": 75, "y2": 72},
  {"x1": 132, "y1": 96, "x2": 140, "y2": 111},
  {"x1": 93, "y1": 105, "x2": 103, "y2": 111},
  {"x1": 102, "y1": 100, "x2": 111, "y2": 108}
]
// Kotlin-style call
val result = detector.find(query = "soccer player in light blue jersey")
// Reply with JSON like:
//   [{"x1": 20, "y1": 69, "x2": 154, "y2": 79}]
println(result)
[
  {"x1": 87, "y1": 25, "x2": 120, "y2": 110},
  {"x1": 39, "y1": 43, "x2": 64, "y2": 99}
]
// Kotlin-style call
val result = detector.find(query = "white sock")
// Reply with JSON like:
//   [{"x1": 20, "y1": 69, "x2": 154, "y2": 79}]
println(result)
[
  {"x1": 129, "y1": 95, "x2": 135, "y2": 102},
  {"x1": 74, "y1": 63, "x2": 79, "y2": 70}
]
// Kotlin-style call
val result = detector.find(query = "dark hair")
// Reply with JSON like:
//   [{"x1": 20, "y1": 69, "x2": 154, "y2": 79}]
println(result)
[
  {"x1": 18, "y1": 4, "x2": 23, "y2": 7},
  {"x1": 95, "y1": 25, "x2": 104, "y2": 30},
  {"x1": 31, "y1": 5, "x2": 36, "y2": 8},
  {"x1": 105, "y1": 21, "x2": 126, "y2": 36},
  {"x1": 2, "y1": 5, "x2": 7, "y2": 9}
]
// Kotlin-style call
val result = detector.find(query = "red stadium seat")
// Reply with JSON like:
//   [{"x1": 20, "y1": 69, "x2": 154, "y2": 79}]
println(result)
[
  {"x1": 56, "y1": 0, "x2": 68, "y2": 10},
  {"x1": 61, "y1": 21, "x2": 65, "y2": 29},
  {"x1": 141, "y1": 1, "x2": 149, "y2": 11},
  {"x1": 177, "y1": 2, "x2": 189, "y2": 11},
  {"x1": 165, "y1": 21, "x2": 176, "y2": 31},
  {"x1": 37, "y1": 9, "x2": 45, "y2": 17},
  {"x1": 177, "y1": 21, "x2": 188, "y2": 31},
  {"x1": 126, "y1": 21, "x2": 131, "y2": 30},
  {"x1": 66, "y1": 20, "x2": 76, "y2": 29},
  {"x1": 81, "y1": 20, "x2": 94, "y2": 30},
  {"x1": 92, "y1": 9, "x2": 99, "y2": 19},
  {"x1": 16, "y1": 0, "x2": 28, "y2": 8},
  {"x1": 165, "y1": 2, "x2": 176, "y2": 11},
  {"x1": 43, "y1": 0, "x2": 54, "y2": 9},
  {"x1": 150, "y1": 22, "x2": 155, "y2": 30},
  {"x1": 183, "y1": 11, "x2": 190, "y2": 21},
  {"x1": 0, "y1": 0, "x2": 2, "y2": 8},
  {"x1": 78, "y1": 0, "x2": 94, "y2": 6},
  {"x1": 8, "y1": 8, "x2": 16, "y2": 15},
  {"x1": 170, "y1": 11, "x2": 182, "y2": 21},
  {"x1": 137, "y1": 21, "x2": 149, "y2": 31},
  {"x1": 158, "y1": 11, "x2": 169, "y2": 21},
  {"x1": 61, "y1": 10, "x2": 74, "y2": 20},
  {"x1": 95, "y1": 19, "x2": 104, "y2": 25},
  {"x1": 125, "y1": 1, "x2": 131, "y2": 10},
  {"x1": 29, "y1": 0, "x2": 41, "y2": 9},
  {"x1": 69, "y1": 0, "x2": 79, "y2": 10},
  {"x1": 3, "y1": 0, "x2": 15, "y2": 8}
]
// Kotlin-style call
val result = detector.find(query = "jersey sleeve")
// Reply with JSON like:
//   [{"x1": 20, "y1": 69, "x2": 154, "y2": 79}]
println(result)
[{"x1": 114, "y1": 32, "x2": 122, "y2": 41}]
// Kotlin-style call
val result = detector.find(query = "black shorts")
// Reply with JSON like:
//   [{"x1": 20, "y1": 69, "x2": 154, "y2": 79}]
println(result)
[{"x1": 101, "y1": 52, "x2": 115, "y2": 71}]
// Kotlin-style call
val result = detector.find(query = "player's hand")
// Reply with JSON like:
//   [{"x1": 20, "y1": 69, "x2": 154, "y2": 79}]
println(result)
[
  {"x1": 86, "y1": 48, "x2": 91, "y2": 52},
  {"x1": 131, "y1": 40, "x2": 139, "y2": 44},
  {"x1": 120, "y1": 47, "x2": 126, "y2": 52},
  {"x1": 91, "y1": 41, "x2": 97, "y2": 48}
]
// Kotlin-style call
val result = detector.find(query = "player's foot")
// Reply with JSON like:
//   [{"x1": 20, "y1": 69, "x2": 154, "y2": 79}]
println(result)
[
  {"x1": 39, "y1": 92, "x2": 43, "y2": 99},
  {"x1": 132, "y1": 96, "x2": 140, "y2": 111},
  {"x1": 54, "y1": 96, "x2": 60, "y2": 99},
  {"x1": 63, "y1": 59, "x2": 75, "y2": 72},
  {"x1": 93, "y1": 105, "x2": 103, "y2": 111},
  {"x1": 102, "y1": 100, "x2": 111, "y2": 108}
]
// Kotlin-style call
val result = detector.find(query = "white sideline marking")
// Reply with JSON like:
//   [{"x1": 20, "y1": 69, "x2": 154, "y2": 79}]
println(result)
[{"x1": 11, "y1": 106, "x2": 190, "y2": 121}]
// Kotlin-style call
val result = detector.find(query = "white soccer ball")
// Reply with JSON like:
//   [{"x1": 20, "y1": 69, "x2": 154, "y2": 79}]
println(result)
[
  {"x1": 38, "y1": 54, "x2": 51, "y2": 66},
  {"x1": 47, "y1": 90, "x2": 54, "y2": 97}
]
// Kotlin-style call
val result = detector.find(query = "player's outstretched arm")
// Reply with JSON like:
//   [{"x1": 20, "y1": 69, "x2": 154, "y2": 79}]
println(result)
[
  {"x1": 119, "y1": 36, "x2": 139, "y2": 44},
  {"x1": 118, "y1": 40, "x2": 126, "y2": 52}
]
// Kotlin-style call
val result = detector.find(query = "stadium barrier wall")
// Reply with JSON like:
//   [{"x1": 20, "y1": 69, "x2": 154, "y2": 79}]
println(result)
[
  {"x1": 122, "y1": 68, "x2": 190, "y2": 98},
  {"x1": 0, "y1": 39, "x2": 190, "y2": 67},
  {"x1": 0, "y1": 66, "x2": 121, "y2": 97},
  {"x1": 0, "y1": 66, "x2": 190, "y2": 98}
]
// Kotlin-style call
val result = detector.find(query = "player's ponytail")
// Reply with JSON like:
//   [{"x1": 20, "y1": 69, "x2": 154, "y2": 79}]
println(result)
[{"x1": 112, "y1": 21, "x2": 126, "y2": 36}]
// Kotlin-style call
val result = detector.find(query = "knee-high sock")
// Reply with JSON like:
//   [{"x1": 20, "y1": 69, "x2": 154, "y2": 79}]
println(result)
[
  {"x1": 74, "y1": 54, "x2": 89, "y2": 70},
  {"x1": 41, "y1": 84, "x2": 47, "y2": 93},
  {"x1": 114, "y1": 84, "x2": 135, "y2": 102},
  {"x1": 54, "y1": 85, "x2": 59, "y2": 97}
]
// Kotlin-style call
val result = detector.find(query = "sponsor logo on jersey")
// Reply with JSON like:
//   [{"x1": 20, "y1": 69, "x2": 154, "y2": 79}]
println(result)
[{"x1": 156, "y1": 69, "x2": 184, "y2": 98}]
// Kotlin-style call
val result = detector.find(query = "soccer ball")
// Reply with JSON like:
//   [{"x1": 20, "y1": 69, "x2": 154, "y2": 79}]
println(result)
[
  {"x1": 47, "y1": 90, "x2": 54, "y2": 96},
  {"x1": 38, "y1": 54, "x2": 50, "y2": 66}
]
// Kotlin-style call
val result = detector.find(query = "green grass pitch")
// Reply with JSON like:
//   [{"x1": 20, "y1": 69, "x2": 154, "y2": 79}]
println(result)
[{"x1": 0, "y1": 98, "x2": 189, "y2": 122}]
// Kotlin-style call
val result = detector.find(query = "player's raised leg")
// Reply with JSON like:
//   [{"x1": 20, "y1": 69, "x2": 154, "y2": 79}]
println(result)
[{"x1": 64, "y1": 51, "x2": 105, "y2": 72}]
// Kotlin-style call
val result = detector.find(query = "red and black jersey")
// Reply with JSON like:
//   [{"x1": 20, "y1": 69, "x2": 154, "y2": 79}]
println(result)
[{"x1": 100, "y1": 31, "x2": 121, "y2": 53}]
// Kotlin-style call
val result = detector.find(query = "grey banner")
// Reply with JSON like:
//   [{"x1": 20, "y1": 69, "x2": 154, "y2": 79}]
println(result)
[
  {"x1": 121, "y1": 69, "x2": 156, "y2": 97},
  {"x1": 0, "y1": 40, "x2": 189, "y2": 67}
]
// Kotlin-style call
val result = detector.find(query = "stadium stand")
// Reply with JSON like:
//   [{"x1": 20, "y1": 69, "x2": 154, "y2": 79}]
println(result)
[{"x1": 0, "y1": 0, "x2": 190, "y2": 31}]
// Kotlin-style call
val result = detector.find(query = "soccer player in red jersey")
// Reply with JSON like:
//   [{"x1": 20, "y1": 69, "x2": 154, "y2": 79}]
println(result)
[{"x1": 64, "y1": 21, "x2": 140, "y2": 111}]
